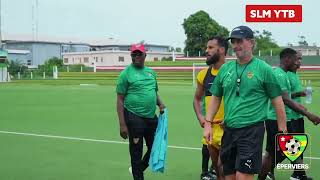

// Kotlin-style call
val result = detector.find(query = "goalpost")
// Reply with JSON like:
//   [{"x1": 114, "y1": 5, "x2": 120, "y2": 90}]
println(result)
[
  {"x1": 192, "y1": 57, "x2": 237, "y2": 87},
  {"x1": 192, "y1": 63, "x2": 207, "y2": 87}
]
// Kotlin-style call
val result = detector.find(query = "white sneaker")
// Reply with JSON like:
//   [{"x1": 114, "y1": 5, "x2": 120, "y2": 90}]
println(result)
[{"x1": 129, "y1": 166, "x2": 132, "y2": 174}]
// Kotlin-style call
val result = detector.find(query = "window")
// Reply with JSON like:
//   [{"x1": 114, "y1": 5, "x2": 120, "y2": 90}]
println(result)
[
  {"x1": 64, "y1": 58, "x2": 68, "y2": 63},
  {"x1": 154, "y1": 57, "x2": 159, "y2": 61},
  {"x1": 118, "y1": 56, "x2": 124, "y2": 62},
  {"x1": 101, "y1": 57, "x2": 103, "y2": 62},
  {"x1": 27, "y1": 60, "x2": 32, "y2": 65},
  {"x1": 84, "y1": 57, "x2": 89, "y2": 63}
]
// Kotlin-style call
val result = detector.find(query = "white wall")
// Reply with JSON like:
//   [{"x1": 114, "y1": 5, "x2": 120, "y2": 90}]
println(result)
[
  {"x1": 296, "y1": 49, "x2": 318, "y2": 56},
  {"x1": 63, "y1": 50, "x2": 183, "y2": 66}
]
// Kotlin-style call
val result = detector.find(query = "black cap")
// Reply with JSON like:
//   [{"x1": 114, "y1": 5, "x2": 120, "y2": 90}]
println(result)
[{"x1": 227, "y1": 26, "x2": 254, "y2": 40}]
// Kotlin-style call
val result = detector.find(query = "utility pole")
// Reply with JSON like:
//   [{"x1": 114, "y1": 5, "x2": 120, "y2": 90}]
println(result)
[
  {"x1": 0, "y1": 0, "x2": 3, "y2": 48},
  {"x1": 32, "y1": 0, "x2": 39, "y2": 41},
  {"x1": 32, "y1": 1, "x2": 35, "y2": 40},
  {"x1": 35, "y1": 0, "x2": 38, "y2": 40}
]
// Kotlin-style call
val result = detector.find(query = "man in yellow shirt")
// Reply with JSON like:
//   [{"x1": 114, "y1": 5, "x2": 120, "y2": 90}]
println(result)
[{"x1": 193, "y1": 36, "x2": 228, "y2": 180}]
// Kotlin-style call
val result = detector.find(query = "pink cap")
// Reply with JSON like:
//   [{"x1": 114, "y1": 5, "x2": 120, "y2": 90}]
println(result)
[{"x1": 130, "y1": 44, "x2": 146, "y2": 53}]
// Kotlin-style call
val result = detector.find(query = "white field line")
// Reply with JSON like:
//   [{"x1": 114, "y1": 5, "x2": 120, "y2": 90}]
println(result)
[
  {"x1": 0, "y1": 130, "x2": 200, "y2": 150},
  {"x1": 0, "y1": 130, "x2": 319, "y2": 160}
]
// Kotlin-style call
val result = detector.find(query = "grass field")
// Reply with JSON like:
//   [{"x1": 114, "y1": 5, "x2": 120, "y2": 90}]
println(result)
[
  {"x1": 10, "y1": 70, "x2": 320, "y2": 87},
  {"x1": 0, "y1": 75, "x2": 319, "y2": 180}
]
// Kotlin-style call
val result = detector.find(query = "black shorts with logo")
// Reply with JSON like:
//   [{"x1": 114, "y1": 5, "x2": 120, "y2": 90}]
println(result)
[{"x1": 220, "y1": 121, "x2": 265, "y2": 175}]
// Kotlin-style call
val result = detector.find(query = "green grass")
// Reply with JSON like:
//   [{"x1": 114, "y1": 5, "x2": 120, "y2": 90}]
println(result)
[
  {"x1": 9, "y1": 70, "x2": 320, "y2": 87},
  {"x1": 0, "y1": 83, "x2": 319, "y2": 180},
  {"x1": 144, "y1": 56, "x2": 320, "y2": 66}
]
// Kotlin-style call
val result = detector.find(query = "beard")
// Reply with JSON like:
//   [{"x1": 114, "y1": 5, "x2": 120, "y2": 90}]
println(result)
[
  {"x1": 132, "y1": 59, "x2": 144, "y2": 69},
  {"x1": 206, "y1": 53, "x2": 220, "y2": 65},
  {"x1": 290, "y1": 64, "x2": 299, "y2": 72}
]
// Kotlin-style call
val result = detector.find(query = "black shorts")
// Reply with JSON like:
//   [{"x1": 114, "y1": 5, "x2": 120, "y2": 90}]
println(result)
[
  {"x1": 289, "y1": 117, "x2": 305, "y2": 159},
  {"x1": 265, "y1": 120, "x2": 293, "y2": 165},
  {"x1": 220, "y1": 122, "x2": 265, "y2": 175},
  {"x1": 290, "y1": 117, "x2": 305, "y2": 133},
  {"x1": 124, "y1": 109, "x2": 158, "y2": 138}
]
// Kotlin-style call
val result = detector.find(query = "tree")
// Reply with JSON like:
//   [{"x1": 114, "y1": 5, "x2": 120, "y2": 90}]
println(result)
[
  {"x1": 175, "y1": 47, "x2": 182, "y2": 52},
  {"x1": 169, "y1": 47, "x2": 182, "y2": 52},
  {"x1": 169, "y1": 47, "x2": 175, "y2": 52},
  {"x1": 298, "y1": 36, "x2": 308, "y2": 46},
  {"x1": 44, "y1": 57, "x2": 63, "y2": 67},
  {"x1": 254, "y1": 30, "x2": 281, "y2": 56},
  {"x1": 38, "y1": 57, "x2": 63, "y2": 75},
  {"x1": 182, "y1": 10, "x2": 229, "y2": 56},
  {"x1": 7, "y1": 59, "x2": 28, "y2": 76}
]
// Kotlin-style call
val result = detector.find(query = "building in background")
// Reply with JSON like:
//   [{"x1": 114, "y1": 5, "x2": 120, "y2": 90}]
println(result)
[
  {"x1": 285, "y1": 45, "x2": 320, "y2": 56},
  {"x1": 2, "y1": 36, "x2": 181, "y2": 67},
  {"x1": 3, "y1": 40, "x2": 90, "y2": 66},
  {"x1": 91, "y1": 43, "x2": 170, "y2": 52},
  {"x1": 63, "y1": 50, "x2": 183, "y2": 66},
  {"x1": 7, "y1": 49, "x2": 31, "y2": 65}
]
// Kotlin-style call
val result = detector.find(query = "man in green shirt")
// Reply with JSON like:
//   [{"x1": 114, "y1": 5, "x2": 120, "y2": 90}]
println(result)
[
  {"x1": 193, "y1": 36, "x2": 228, "y2": 180},
  {"x1": 288, "y1": 52, "x2": 313, "y2": 180},
  {"x1": 259, "y1": 48, "x2": 320, "y2": 180},
  {"x1": 116, "y1": 44, "x2": 165, "y2": 180},
  {"x1": 203, "y1": 26, "x2": 287, "y2": 180}
]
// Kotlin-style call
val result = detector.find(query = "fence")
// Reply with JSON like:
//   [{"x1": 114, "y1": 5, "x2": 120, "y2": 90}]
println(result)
[{"x1": 10, "y1": 65, "x2": 94, "y2": 80}]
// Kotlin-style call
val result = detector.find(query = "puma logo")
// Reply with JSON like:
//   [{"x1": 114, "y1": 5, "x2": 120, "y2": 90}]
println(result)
[
  {"x1": 245, "y1": 163, "x2": 252, "y2": 169},
  {"x1": 245, "y1": 160, "x2": 252, "y2": 169}
]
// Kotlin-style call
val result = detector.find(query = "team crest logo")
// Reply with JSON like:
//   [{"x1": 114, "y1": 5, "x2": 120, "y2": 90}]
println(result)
[
  {"x1": 277, "y1": 134, "x2": 308, "y2": 162},
  {"x1": 247, "y1": 72, "x2": 254, "y2": 79}
]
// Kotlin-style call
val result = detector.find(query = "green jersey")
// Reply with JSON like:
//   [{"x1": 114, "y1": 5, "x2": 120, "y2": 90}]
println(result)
[
  {"x1": 287, "y1": 71, "x2": 304, "y2": 120},
  {"x1": 116, "y1": 64, "x2": 158, "y2": 118},
  {"x1": 210, "y1": 57, "x2": 281, "y2": 128},
  {"x1": 267, "y1": 67, "x2": 292, "y2": 121}
]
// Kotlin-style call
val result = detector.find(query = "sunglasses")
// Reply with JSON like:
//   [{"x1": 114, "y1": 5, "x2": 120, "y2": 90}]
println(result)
[
  {"x1": 231, "y1": 38, "x2": 252, "y2": 44},
  {"x1": 131, "y1": 53, "x2": 145, "y2": 57}
]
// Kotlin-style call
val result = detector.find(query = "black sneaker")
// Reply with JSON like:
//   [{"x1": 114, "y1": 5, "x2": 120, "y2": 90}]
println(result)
[
  {"x1": 208, "y1": 169, "x2": 217, "y2": 179},
  {"x1": 200, "y1": 172, "x2": 214, "y2": 180},
  {"x1": 290, "y1": 174, "x2": 313, "y2": 180}
]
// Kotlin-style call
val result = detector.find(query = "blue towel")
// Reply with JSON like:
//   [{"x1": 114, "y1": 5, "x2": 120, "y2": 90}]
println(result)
[{"x1": 149, "y1": 108, "x2": 168, "y2": 173}]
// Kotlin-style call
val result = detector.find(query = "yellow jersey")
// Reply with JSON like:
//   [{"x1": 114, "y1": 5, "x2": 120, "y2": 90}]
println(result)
[{"x1": 197, "y1": 67, "x2": 224, "y2": 123}]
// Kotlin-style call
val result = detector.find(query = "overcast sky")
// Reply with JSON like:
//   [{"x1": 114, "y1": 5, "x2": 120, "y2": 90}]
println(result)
[{"x1": 1, "y1": 0, "x2": 317, "y2": 48}]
